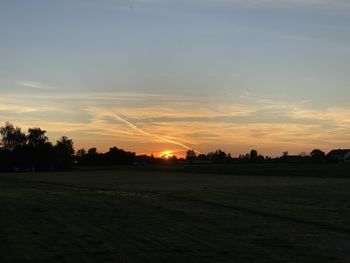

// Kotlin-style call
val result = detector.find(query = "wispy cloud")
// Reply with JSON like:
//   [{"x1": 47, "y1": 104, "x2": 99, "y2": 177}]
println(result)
[
  {"x1": 1, "y1": 91, "x2": 350, "y2": 156},
  {"x1": 0, "y1": 104, "x2": 43, "y2": 113},
  {"x1": 15, "y1": 81, "x2": 48, "y2": 89},
  {"x1": 84, "y1": 106, "x2": 199, "y2": 152}
]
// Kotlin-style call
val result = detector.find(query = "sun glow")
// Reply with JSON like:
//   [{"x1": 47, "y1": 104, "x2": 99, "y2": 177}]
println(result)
[{"x1": 159, "y1": 150, "x2": 174, "y2": 159}]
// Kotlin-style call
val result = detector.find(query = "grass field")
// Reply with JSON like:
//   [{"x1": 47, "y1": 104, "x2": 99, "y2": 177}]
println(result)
[{"x1": 1, "y1": 164, "x2": 350, "y2": 262}]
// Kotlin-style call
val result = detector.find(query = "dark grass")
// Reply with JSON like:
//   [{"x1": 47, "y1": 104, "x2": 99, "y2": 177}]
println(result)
[
  {"x1": 1, "y1": 164, "x2": 350, "y2": 262},
  {"x1": 75, "y1": 162, "x2": 350, "y2": 177}
]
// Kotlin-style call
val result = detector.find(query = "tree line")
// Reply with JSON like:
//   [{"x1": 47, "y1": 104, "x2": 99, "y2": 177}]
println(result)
[
  {"x1": 0, "y1": 122, "x2": 338, "y2": 172},
  {"x1": 0, "y1": 122, "x2": 138, "y2": 171},
  {"x1": 0, "y1": 122, "x2": 74, "y2": 171},
  {"x1": 183, "y1": 148, "x2": 334, "y2": 164}
]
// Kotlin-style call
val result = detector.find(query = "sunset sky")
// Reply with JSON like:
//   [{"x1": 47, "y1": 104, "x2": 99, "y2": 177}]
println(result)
[{"x1": 1, "y1": 0, "x2": 349, "y2": 157}]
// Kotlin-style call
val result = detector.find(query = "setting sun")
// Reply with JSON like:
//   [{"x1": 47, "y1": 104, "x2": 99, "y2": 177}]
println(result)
[{"x1": 159, "y1": 150, "x2": 174, "y2": 159}]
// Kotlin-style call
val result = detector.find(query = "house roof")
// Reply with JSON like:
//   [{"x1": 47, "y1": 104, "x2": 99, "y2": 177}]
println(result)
[
  {"x1": 327, "y1": 149, "x2": 350, "y2": 156},
  {"x1": 327, "y1": 149, "x2": 350, "y2": 161}
]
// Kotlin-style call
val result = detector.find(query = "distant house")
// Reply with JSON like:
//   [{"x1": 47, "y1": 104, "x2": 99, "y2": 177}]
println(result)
[{"x1": 327, "y1": 149, "x2": 350, "y2": 162}]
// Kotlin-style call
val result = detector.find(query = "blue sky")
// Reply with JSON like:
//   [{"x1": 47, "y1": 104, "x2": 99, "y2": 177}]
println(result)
[{"x1": 0, "y1": 0, "x2": 349, "y2": 156}]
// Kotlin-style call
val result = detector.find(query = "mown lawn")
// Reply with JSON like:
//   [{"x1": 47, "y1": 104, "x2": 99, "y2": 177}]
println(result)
[{"x1": 1, "y1": 165, "x2": 350, "y2": 262}]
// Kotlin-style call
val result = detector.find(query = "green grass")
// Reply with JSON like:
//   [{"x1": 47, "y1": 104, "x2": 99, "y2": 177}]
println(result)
[{"x1": 1, "y1": 164, "x2": 350, "y2": 262}]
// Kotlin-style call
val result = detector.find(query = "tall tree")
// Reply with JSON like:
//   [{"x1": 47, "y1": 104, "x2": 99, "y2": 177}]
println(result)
[
  {"x1": 250, "y1": 149, "x2": 258, "y2": 162},
  {"x1": 0, "y1": 122, "x2": 27, "y2": 151},
  {"x1": 27, "y1": 128, "x2": 53, "y2": 171},
  {"x1": 54, "y1": 136, "x2": 75, "y2": 169},
  {"x1": 28, "y1": 128, "x2": 48, "y2": 147}
]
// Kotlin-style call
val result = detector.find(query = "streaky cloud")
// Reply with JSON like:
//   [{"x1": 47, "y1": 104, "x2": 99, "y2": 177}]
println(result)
[
  {"x1": 15, "y1": 81, "x2": 48, "y2": 89},
  {"x1": 111, "y1": 113, "x2": 200, "y2": 153}
]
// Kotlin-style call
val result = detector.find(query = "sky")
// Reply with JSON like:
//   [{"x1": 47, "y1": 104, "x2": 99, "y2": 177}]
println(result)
[{"x1": 0, "y1": 0, "x2": 349, "y2": 157}]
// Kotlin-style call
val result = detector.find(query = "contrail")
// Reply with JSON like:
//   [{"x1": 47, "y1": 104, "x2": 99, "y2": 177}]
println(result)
[{"x1": 111, "y1": 113, "x2": 199, "y2": 153}]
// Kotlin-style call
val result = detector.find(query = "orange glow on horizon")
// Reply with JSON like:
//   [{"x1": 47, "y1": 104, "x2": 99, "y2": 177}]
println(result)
[{"x1": 159, "y1": 150, "x2": 175, "y2": 159}]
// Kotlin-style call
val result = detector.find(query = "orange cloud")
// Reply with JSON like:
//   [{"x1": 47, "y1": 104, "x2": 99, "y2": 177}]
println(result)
[{"x1": 1, "y1": 91, "x2": 349, "y2": 157}]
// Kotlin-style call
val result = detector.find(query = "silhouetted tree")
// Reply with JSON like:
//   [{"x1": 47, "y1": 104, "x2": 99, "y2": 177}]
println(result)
[
  {"x1": 256, "y1": 155, "x2": 265, "y2": 162},
  {"x1": 239, "y1": 153, "x2": 250, "y2": 162},
  {"x1": 197, "y1": 154, "x2": 208, "y2": 161},
  {"x1": 26, "y1": 128, "x2": 53, "y2": 171},
  {"x1": 169, "y1": 155, "x2": 178, "y2": 164},
  {"x1": 211, "y1": 149, "x2": 227, "y2": 163},
  {"x1": 75, "y1": 148, "x2": 87, "y2": 165},
  {"x1": 0, "y1": 122, "x2": 27, "y2": 151},
  {"x1": 76, "y1": 148, "x2": 86, "y2": 158},
  {"x1": 250, "y1": 149, "x2": 258, "y2": 162},
  {"x1": 28, "y1": 128, "x2": 48, "y2": 147},
  {"x1": 310, "y1": 149, "x2": 326, "y2": 162},
  {"x1": 103, "y1": 147, "x2": 135, "y2": 165},
  {"x1": 86, "y1": 147, "x2": 100, "y2": 164},
  {"x1": 54, "y1": 136, "x2": 75, "y2": 170},
  {"x1": 74, "y1": 147, "x2": 102, "y2": 165},
  {"x1": 88, "y1": 147, "x2": 97, "y2": 155},
  {"x1": 310, "y1": 149, "x2": 325, "y2": 158},
  {"x1": 186, "y1": 149, "x2": 196, "y2": 163}
]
